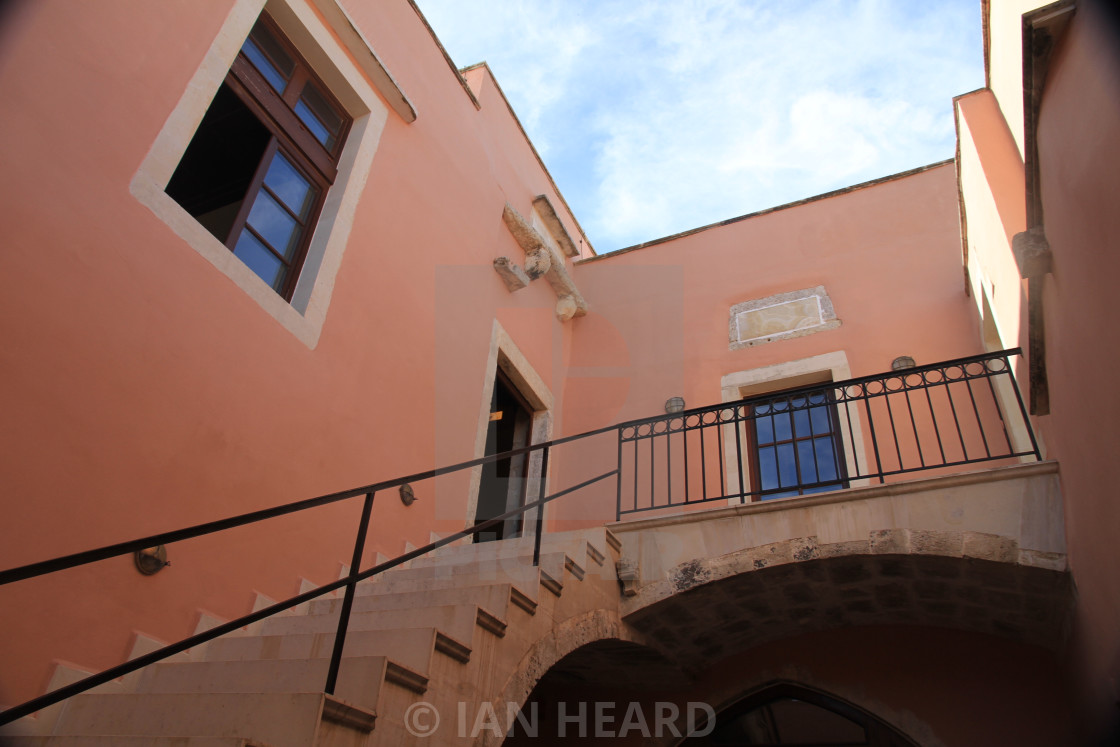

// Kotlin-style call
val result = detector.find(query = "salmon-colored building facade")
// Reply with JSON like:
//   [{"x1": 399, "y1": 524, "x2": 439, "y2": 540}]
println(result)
[{"x1": 0, "y1": 0, "x2": 1116, "y2": 744}]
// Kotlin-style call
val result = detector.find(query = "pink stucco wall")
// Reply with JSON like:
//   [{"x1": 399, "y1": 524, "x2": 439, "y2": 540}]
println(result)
[
  {"x1": 551, "y1": 163, "x2": 985, "y2": 526},
  {"x1": 0, "y1": 0, "x2": 585, "y2": 707},
  {"x1": 1029, "y1": 5, "x2": 1120, "y2": 739}
]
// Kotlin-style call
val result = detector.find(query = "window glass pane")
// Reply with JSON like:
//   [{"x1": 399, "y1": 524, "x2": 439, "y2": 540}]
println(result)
[
  {"x1": 810, "y1": 404, "x2": 833, "y2": 435},
  {"x1": 797, "y1": 440, "x2": 819, "y2": 483},
  {"x1": 792, "y1": 405, "x2": 811, "y2": 436},
  {"x1": 776, "y1": 444, "x2": 797, "y2": 487},
  {"x1": 814, "y1": 437, "x2": 839, "y2": 481},
  {"x1": 773, "y1": 410, "x2": 792, "y2": 441},
  {"x1": 242, "y1": 24, "x2": 293, "y2": 92},
  {"x1": 263, "y1": 153, "x2": 316, "y2": 220},
  {"x1": 754, "y1": 413, "x2": 774, "y2": 444},
  {"x1": 296, "y1": 85, "x2": 344, "y2": 149},
  {"x1": 762, "y1": 488, "x2": 800, "y2": 500},
  {"x1": 233, "y1": 230, "x2": 285, "y2": 290},
  {"x1": 758, "y1": 446, "x2": 778, "y2": 489},
  {"x1": 246, "y1": 190, "x2": 301, "y2": 261}
]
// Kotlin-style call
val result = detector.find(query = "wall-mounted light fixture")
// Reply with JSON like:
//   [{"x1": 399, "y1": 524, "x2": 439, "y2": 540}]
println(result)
[
  {"x1": 891, "y1": 356, "x2": 917, "y2": 370},
  {"x1": 665, "y1": 397, "x2": 686, "y2": 414},
  {"x1": 134, "y1": 545, "x2": 169, "y2": 575},
  {"x1": 399, "y1": 483, "x2": 417, "y2": 506}
]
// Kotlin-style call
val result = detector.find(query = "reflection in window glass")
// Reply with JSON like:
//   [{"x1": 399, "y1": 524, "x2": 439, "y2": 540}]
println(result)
[
  {"x1": 263, "y1": 153, "x2": 315, "y2": 219},
  {"x1": 242, "y1": 23, "x2": 294, "y2": 92},
  {"x1": 296, "y1": 86, "x2": 344, "y2": 149},
  {"x1": 233, "y1": 231, "x2": 284, "y2": 290},
  {"x1": 751, "y1": 392, "x2": 846, "y2": 499}
]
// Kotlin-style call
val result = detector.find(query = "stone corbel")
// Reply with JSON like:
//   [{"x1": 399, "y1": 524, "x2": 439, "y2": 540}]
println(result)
[
  {"x1": 492, "y1": 257, "x2": 530, "y2": 291},
  {"x1": 616, "y1": 559, "x2": 640, "y2": 597},
  {"x1": 532, "y1": 195, "x2": 580, "y2": 257},
  {"x1": 495, "y1": 203, "x2": 588, "y2": 322},
  {"x1": 1012, "y1": 227, "x2": 1053, "y2": 278}
]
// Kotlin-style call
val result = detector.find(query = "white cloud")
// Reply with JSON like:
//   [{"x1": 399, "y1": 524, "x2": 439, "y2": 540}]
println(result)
[{"x1": 413, "y1": 0, "x2": 983, "y2": 252}]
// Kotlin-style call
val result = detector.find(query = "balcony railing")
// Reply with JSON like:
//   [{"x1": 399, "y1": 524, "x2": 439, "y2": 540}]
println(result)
[
  {"x1": 616, "y1": 349, "x2": 1040, "y2": 517},
  {"x1": 0, "y1": 349, "x2": 1038, "y2": 726}
]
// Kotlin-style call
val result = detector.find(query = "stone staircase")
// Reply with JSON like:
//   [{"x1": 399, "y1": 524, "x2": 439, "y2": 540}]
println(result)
[{"x1": 1, "y1": 528, "x2": 622, "y2": 746}]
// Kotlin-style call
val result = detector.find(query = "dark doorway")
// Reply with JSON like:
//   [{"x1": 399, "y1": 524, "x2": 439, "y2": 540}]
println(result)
[
  {"x1": 475, "y1": 369, "x2": 534, "y2": 542},
  {"x1": 680, "y1": 682, "x2": 919, "y2": 747}
]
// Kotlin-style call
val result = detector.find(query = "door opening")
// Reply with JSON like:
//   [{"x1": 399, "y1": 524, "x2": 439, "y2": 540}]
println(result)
[{"x1": 475, "y1": 369, "x2": 534, "y2": 542}]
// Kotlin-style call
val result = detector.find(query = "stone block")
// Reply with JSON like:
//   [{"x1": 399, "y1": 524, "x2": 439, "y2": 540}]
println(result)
[
  {"x1": 817, "y1": 539, "x2": 870, "y2": 558},
  {"x1": 963, "y1": 532, "x2": 1019, "y2": 563},
  {"x1": 1017, "y1": 548, "x2": 1067, "y2": 572},
  {"x1": 910, "y1": 529, "x2": 963, "y2": 557},
  {"x1": 869, "y1": 528, "x2": 910, "y2": 554}
]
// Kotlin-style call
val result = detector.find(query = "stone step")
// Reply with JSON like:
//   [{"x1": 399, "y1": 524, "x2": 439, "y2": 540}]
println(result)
[
  {"x1": 416, "y1": 530, "x2": 613, "y2": 570},
  {"x1": 383, "y1": 550, "x2": 581, "y2": 583},
  {"x1": 309, "y1": 582, "x2": 537, "y2": 619},
  {"x1": 136, "y1": 655, "x2": 421, "y2": 712},
  {"x1": 52, "y1": 692, "x2": 373, "y2": 747},
  {"x1": 259, "y1": 603, "x2": 505, "y2": 643},
  {"x1": 357, "y1": 554, "x2": 578, "y2": 600},
  {"x1": 203, "y1": 626, "x2": 470, "y2": 675}
]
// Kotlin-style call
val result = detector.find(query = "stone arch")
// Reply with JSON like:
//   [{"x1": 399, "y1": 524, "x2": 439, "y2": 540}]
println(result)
[
  {"x1": 622, "y1": 531, "x2": 1072, "y2": 668},
  {"x1": 480, "y1": 608, "x2": 669, "y2": 747}
]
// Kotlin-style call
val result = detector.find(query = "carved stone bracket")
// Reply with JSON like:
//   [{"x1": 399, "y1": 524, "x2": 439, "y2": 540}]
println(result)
[
  {"x1": 616, "y1": 558, "x2": 640, "y2": 597},
  {"x1": 532, "y1": 194, "x2": 580, "y2": 257},
  {"x1": 495, "y1": 202, "x2": 588, "y2": 321},
  {"x1": 1012, "y1": 227, "x2": 1053, "y2": 278}
]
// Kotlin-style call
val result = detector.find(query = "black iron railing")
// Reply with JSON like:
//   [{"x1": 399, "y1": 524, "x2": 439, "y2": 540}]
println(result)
[
  {"x1": 616, "y1": 349, "x2": 1040, "y2": 517},
  {"x1": 0, "y1": 349, "x2": 1039, "y2": 726},
  {"x1": 0, "y1": 428, "x2": 618, "y2": 726}
]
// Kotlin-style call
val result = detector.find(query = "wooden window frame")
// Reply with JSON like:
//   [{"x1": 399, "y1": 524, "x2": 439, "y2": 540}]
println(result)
[
  {"x1": 200, "y1": 13, "x2": 351, "y2": 302},
  {"x1": 746, "y1": 383, "x2": 850, "y2": 500}
]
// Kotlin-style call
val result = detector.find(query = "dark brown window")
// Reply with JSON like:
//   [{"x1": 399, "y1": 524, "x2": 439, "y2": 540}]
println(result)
[
  {"x1": 166, "y1": 15, "x2": 351, "y2": 300},
  {"x1": 748, "y1": 387, "x2": 848, "y2": 500}
]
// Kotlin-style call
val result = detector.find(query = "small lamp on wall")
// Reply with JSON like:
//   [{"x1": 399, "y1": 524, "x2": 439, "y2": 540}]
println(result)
[
  {"x1": 665, "y1": 397, "x2": 686, "y2": 414},
  {"x1": 891, "y1": 356, "x2": 917, "y2": 371},
  {"x1": 134, "y1": 545, "x2": 169, "y2": 575}
]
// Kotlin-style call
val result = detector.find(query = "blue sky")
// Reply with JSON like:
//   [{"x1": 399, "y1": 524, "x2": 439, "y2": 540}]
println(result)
[{"x1": 413, "y1": 0, "x2": 985, "y2": 254}]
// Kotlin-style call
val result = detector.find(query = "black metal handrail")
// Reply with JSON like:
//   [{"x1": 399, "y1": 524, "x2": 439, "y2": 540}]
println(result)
[
  {"x1": 0, "y1": 348, "x2": 1039, "y2": 726},
  {"x1": 615, "y1": 349, "x2": 1040, "y2": 517},
  {"x1": 0, "y1": 425, "x2": 619, "y2": 726}
]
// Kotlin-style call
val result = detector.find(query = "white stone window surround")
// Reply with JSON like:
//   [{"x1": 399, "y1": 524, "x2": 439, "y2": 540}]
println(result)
[
  {"x1": 729, "y1": 285, "x2": 840, "y2": 350},
  {"x1": 719, "y1": 351, "x2": 871, "y2": 506},
  {"x1": 130, "y1": 0, "x2": 395, "y2": 349},
  {"x1": 463, "y1": 321, "x2": 555, "y2": 534}
]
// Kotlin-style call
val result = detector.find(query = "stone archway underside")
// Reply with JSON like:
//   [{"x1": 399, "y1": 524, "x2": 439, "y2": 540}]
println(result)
[{"x1": 623, "y1": 551, "x2": 1071, "y2": 670}]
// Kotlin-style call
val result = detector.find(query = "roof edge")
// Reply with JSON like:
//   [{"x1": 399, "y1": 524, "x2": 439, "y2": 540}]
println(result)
[{"x1": 579, "y1": 159, "x2": 956, "y2": 264}]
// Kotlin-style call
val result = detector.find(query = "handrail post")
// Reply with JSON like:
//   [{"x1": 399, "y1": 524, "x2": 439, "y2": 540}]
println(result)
[
  {"x1": 733, "y1": 405, "x2": 746, "y2": 502},
  {"x1": 324, "y1": 491, "x2": 375, "y2": 695},
  {"x1": 616, "y1": 427, "x2": 624, "y2": 522},
  {"x1": 1006, "y1": 351, "x2": 1042, "y2": 459},
  {"x1": 532, "y1": 446, "x2": 550, "y2": 567}
]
